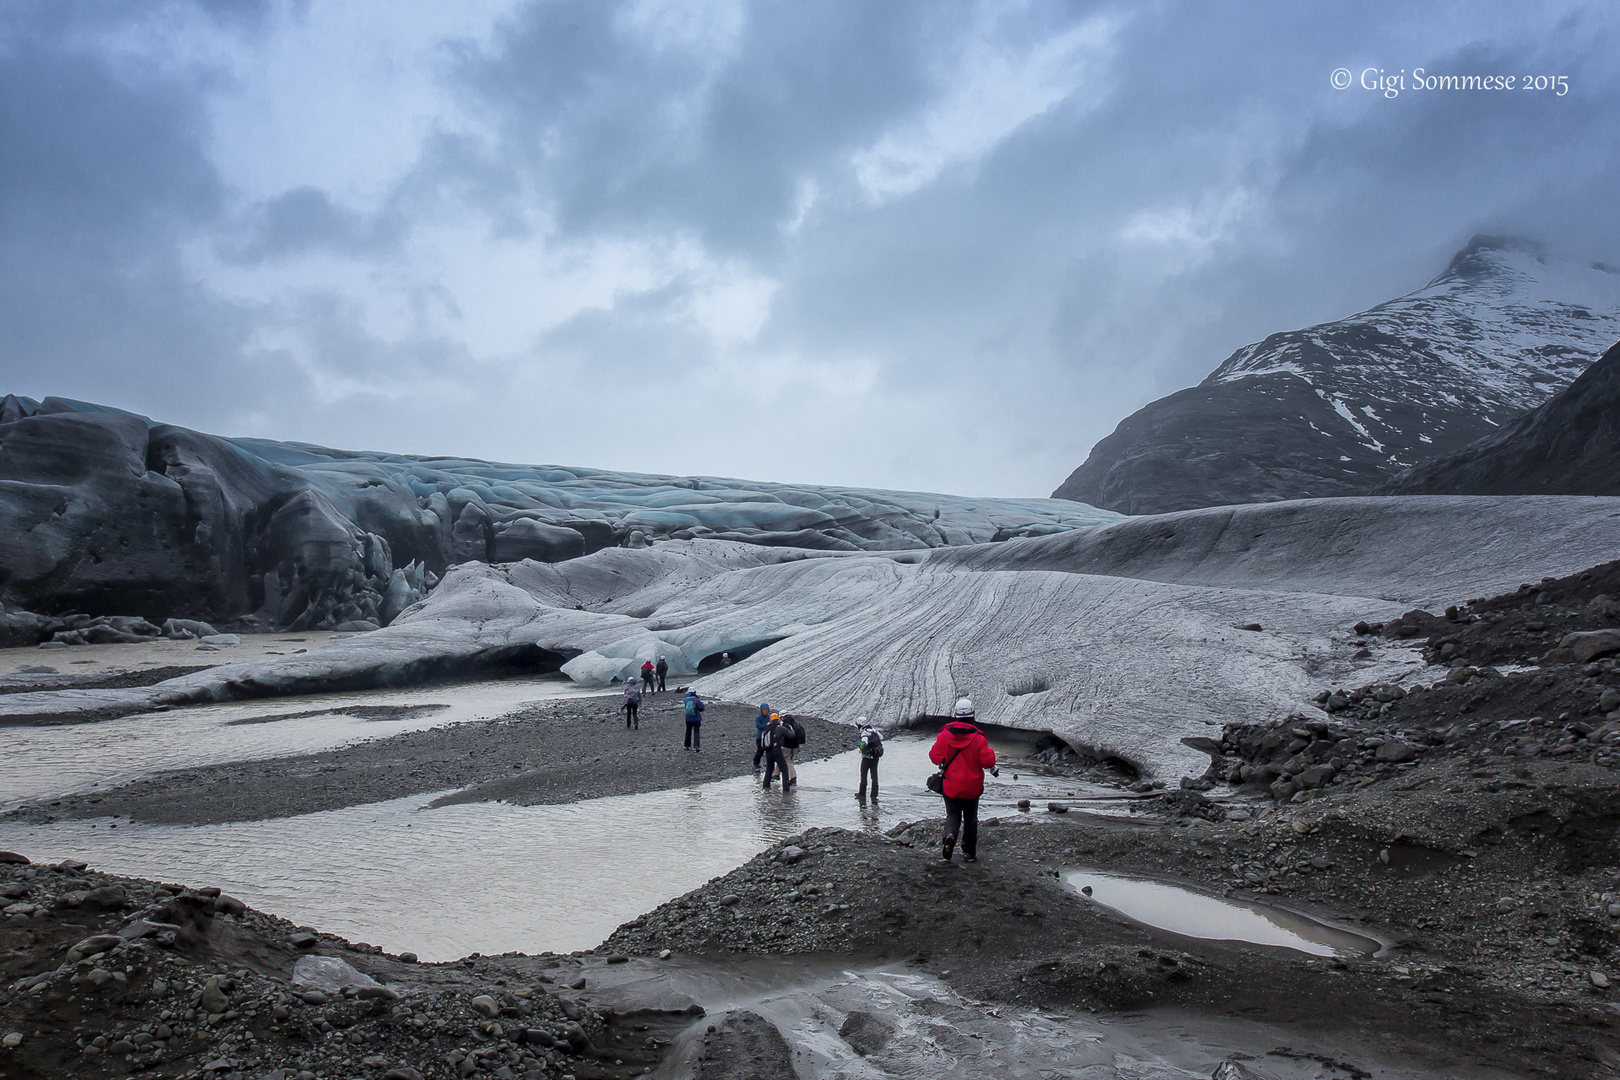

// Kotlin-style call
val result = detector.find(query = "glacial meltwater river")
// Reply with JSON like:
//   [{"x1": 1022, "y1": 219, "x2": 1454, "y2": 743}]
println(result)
[{"x1": 0, "y1": 677, "x2": 1124, "y2": 960}]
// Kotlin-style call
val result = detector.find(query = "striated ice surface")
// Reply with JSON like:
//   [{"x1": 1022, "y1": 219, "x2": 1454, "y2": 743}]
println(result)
[{"x1": 5, "y1": 495, "x2": 1619, "y2": 780}]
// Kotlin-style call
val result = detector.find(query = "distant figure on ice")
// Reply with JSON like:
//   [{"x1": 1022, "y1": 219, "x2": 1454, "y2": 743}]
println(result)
[
  {"x1": 929, "y1": 698, "x2": 998, "y2": 863},
  {"x1": 655, "y1": 655, "x2": 669, "y2": 693},
  {"x1": 761, "y1": 712, "x2": 788, "y2": 790},
  {"x1": 641, "y1": 660, "x2": 656, "y2": 694},
  {"x1": 622, "y1": 679, "x2": 641, "y2": 729},
  {"x1": 720, "y1": 652, "x2": 734, "y2": 667},
  {"x1": 856, "y1": 719, "x2": 883, "y2": 802},
  {"x1": 778, "y1": 713, "x2": 805, "y2": 790},
  {"x1": 683, "y1": 689, "x2": 705, "y2": 750},
  {"x1": 753, "y1": 703, "x2": 772, "y2": 769}
]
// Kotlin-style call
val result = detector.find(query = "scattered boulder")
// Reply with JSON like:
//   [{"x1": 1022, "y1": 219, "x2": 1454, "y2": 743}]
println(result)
[
  {"x1": 838, "y1": 1010, "x2": 895, "y2": 1056},
  {"x1": 1375, "y1": 741, "x2": 1416, "y2": 764},
  {"x1": 1558, "y1": 629, "x2": 1620, "y2": 663},
  {"x1": 200, "y1": 975, "x2": 230, "y2": 1014}
]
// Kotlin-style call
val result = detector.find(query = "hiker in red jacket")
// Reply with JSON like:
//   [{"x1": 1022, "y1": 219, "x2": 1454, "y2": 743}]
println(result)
[{"x1": 928, "y1": 698, "x2": 998, "y2": 863}]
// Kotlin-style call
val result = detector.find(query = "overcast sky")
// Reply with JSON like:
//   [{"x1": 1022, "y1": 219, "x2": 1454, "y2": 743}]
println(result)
[{"x1": 2, "y1": 1, "x2": 1617, "y2": 496}]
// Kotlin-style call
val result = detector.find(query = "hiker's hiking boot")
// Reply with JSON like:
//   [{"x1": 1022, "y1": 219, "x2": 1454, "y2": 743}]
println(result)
[{"x1": 942, "y1": 836, "x2": 955, "y2": 862}]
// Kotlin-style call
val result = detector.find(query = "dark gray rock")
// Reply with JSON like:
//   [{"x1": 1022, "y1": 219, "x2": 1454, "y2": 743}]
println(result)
[
  {"x1": 80, "y1": 886, "x2": 126, "y2": 910},
  {"x1": 838, "y1": 1009, "x2": 895, "y2": 1056},
  {"x1": 1293, "y1": 764, "x2": 1336, "y2": 789},
  {"x1": 200, "y1": 975, "x2": 229, "y2": 1014},
  {"x1": 1375, "y1": 740, "x2": 1416, "y2": 763},
  {"x1": 1557, "y1": 629, "x2": 1620, "y2": 663}
]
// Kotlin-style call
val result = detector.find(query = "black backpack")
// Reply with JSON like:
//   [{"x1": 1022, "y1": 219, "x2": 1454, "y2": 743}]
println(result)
[
  {"x1": 784, "y1": 716, "x2": 805, "y2": 748},
  {"x1": 861, "y1": 729, "x2": 884, "y2": 759}
]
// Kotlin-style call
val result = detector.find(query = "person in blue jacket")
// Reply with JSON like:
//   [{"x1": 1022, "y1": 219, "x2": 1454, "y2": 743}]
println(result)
[
  {"x1": 753, "y1": 703, "x2": 771, "y2": 769},
  {"x1": 683, "y1": 689, "x2": 706, "y2": 750}
]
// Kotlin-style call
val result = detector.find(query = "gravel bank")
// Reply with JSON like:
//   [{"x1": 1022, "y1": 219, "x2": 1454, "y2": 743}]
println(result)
[
  {"x1": 0, "y1": 855, "x2": 685, "y2": 1080},
  {"x1": 12, "y1": 694, "x2": 846, "y2": 825}
]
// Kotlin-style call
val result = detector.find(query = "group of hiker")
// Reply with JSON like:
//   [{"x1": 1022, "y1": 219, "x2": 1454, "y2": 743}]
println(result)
[
  {"x1": 618, "y1": 661, "x2": 999, "y2": 862},
  {"x1": 620, "y1": 655, "x2": 670, "y2": 729},
  {"x1": 752, "y1": 705, "x2": 806, "y2": 790}
]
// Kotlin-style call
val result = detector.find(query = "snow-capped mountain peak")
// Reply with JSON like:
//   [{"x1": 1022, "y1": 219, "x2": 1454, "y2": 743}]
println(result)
[{"x1": 1053, "y1": 237, "x2": 1620, "y2": 515}]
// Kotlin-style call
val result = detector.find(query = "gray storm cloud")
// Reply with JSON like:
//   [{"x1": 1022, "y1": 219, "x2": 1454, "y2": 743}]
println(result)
[{"x1": 1, "y1": 0, "x2": 1617, "y2": 496}]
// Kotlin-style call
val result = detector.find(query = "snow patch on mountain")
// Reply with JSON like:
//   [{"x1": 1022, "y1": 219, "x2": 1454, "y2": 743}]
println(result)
[
  {"x1": 1209, "y1": 239, "x2": 1620, "y2": 462},
  {"x1": 1052, "y1": 237, "x2": 1620, "y2": 515}
]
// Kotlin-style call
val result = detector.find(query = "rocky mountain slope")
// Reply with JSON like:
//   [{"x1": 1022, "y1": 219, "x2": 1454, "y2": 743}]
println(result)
[
  {"x1": 1378, "y1": 338, "x2": 1620, "y2": 496},
  {"x1": 1052, "y1": 237, "x2": 1620, "y2": 514},
  {"x1": 0, "y1": 396, "x2": 1113, "y2": 634}
]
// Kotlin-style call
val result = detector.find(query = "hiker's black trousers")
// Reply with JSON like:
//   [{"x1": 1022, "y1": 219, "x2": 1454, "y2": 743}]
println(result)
[
  {"x1": 858, "y1": 758, "x2": 879, "y2": 800},
  {"x1": 943, "y1": 796, "x2": 980, "y2": 857}
]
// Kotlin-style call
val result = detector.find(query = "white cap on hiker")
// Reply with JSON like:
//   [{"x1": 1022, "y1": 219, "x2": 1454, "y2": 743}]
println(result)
[{"x1": 952, "y1": 697, "x2": 974, "y2": 718}]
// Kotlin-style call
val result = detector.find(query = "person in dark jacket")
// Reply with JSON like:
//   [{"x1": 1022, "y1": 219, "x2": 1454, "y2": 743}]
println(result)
[
  {"x1": 641, "y1": 660, "x2": 656, "y2": 694},
  {"x1": 622, "y1": 679, "x2": 642, "y2": 729},
  {"x1": 856, "y1": 718, "x2": 883, "y2": 802},
  {"x1": 928, "y1": 698, "x2": 997, "y2": 862},
  {"x1": 778, "y1": 713, "x2": 804, "y2": 789},
  {"x1": 753, "y1": 704, "x2": 771, "y2": 769},
  {"x1": 683, "y1": 689, "x2": 705, "y2": 750},
  {"x1": 761, "y1": 712, "x2": 789, "y2": 790},
  {"x1": 655, "y1": 655, "x2": 668, "y2": 693}
]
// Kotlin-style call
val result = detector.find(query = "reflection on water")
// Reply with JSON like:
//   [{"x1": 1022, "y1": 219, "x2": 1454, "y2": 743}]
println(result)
[
  {"x1": 1063, "y1": 870, "x2": 1381, "y2": 957},
  {"x1": 0, "y1": 677, "x2": 611, "y2": 808},
  {"x1": 0, "y1": 740, "x2": 1113, "y2": 961}
]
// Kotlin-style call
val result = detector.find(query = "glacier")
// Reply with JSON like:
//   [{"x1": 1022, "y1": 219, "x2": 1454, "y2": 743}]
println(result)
[
  {"x1": 5, "y1": 495, "x2": 1618, "y2": 780},
  {"x1": 0, "y1": 394, "x2": 1117, "y2": 632}
]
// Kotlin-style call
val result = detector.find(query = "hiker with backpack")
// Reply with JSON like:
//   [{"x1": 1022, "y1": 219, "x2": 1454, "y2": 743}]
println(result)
[
  {"x1": 761, "y1": 712, "x2": 789, "y2": 790},
  {"x1": 778, "y1": 713, "x2": 805, "y2": 790},
  {"x1": 622, "y1": 678, "x2": 642, "y2": 729},
  {"x1": 753, "y1": 703, "x2": 771, "y2": 770},
  {"x1": 683, "y1": 689, "x2": 706, "y2": 750},
  {"x1": 856, "y1": 719, "x2": 883, "y2": 802},
  {"x1": 655, "y1": 655, "x2": 669, "y2": 693},
  {"x1": 641, "y1": 660, "x2": 656, "y2": 695},
  {"x1": 928, "y1": 698, "x2": 998, "y2": 863}
]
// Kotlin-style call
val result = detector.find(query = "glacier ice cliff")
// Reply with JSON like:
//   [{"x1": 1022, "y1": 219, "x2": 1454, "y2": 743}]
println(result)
[{"x1": 0, "y1": 394, "x2": 1115, "y2": 632}]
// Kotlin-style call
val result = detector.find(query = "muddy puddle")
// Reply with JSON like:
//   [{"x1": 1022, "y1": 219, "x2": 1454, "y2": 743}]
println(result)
[
  {"x1": 1064, "y1": 870, "x2": 1384, "y2": 957},
  {"x1": 0, "y1": 735, "x2": 1120, "y2": 960},
  {"x1": 0, "y1": 676, "x2": 611, "y2": 808},
  {"x1": 576, "y1": 955, "x2": 1475, "y2": 1079}
]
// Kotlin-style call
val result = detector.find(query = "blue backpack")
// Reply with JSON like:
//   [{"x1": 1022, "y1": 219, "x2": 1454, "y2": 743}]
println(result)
[{"x1": 685, "y1": 694, "x2": 703, "y2": 719}]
